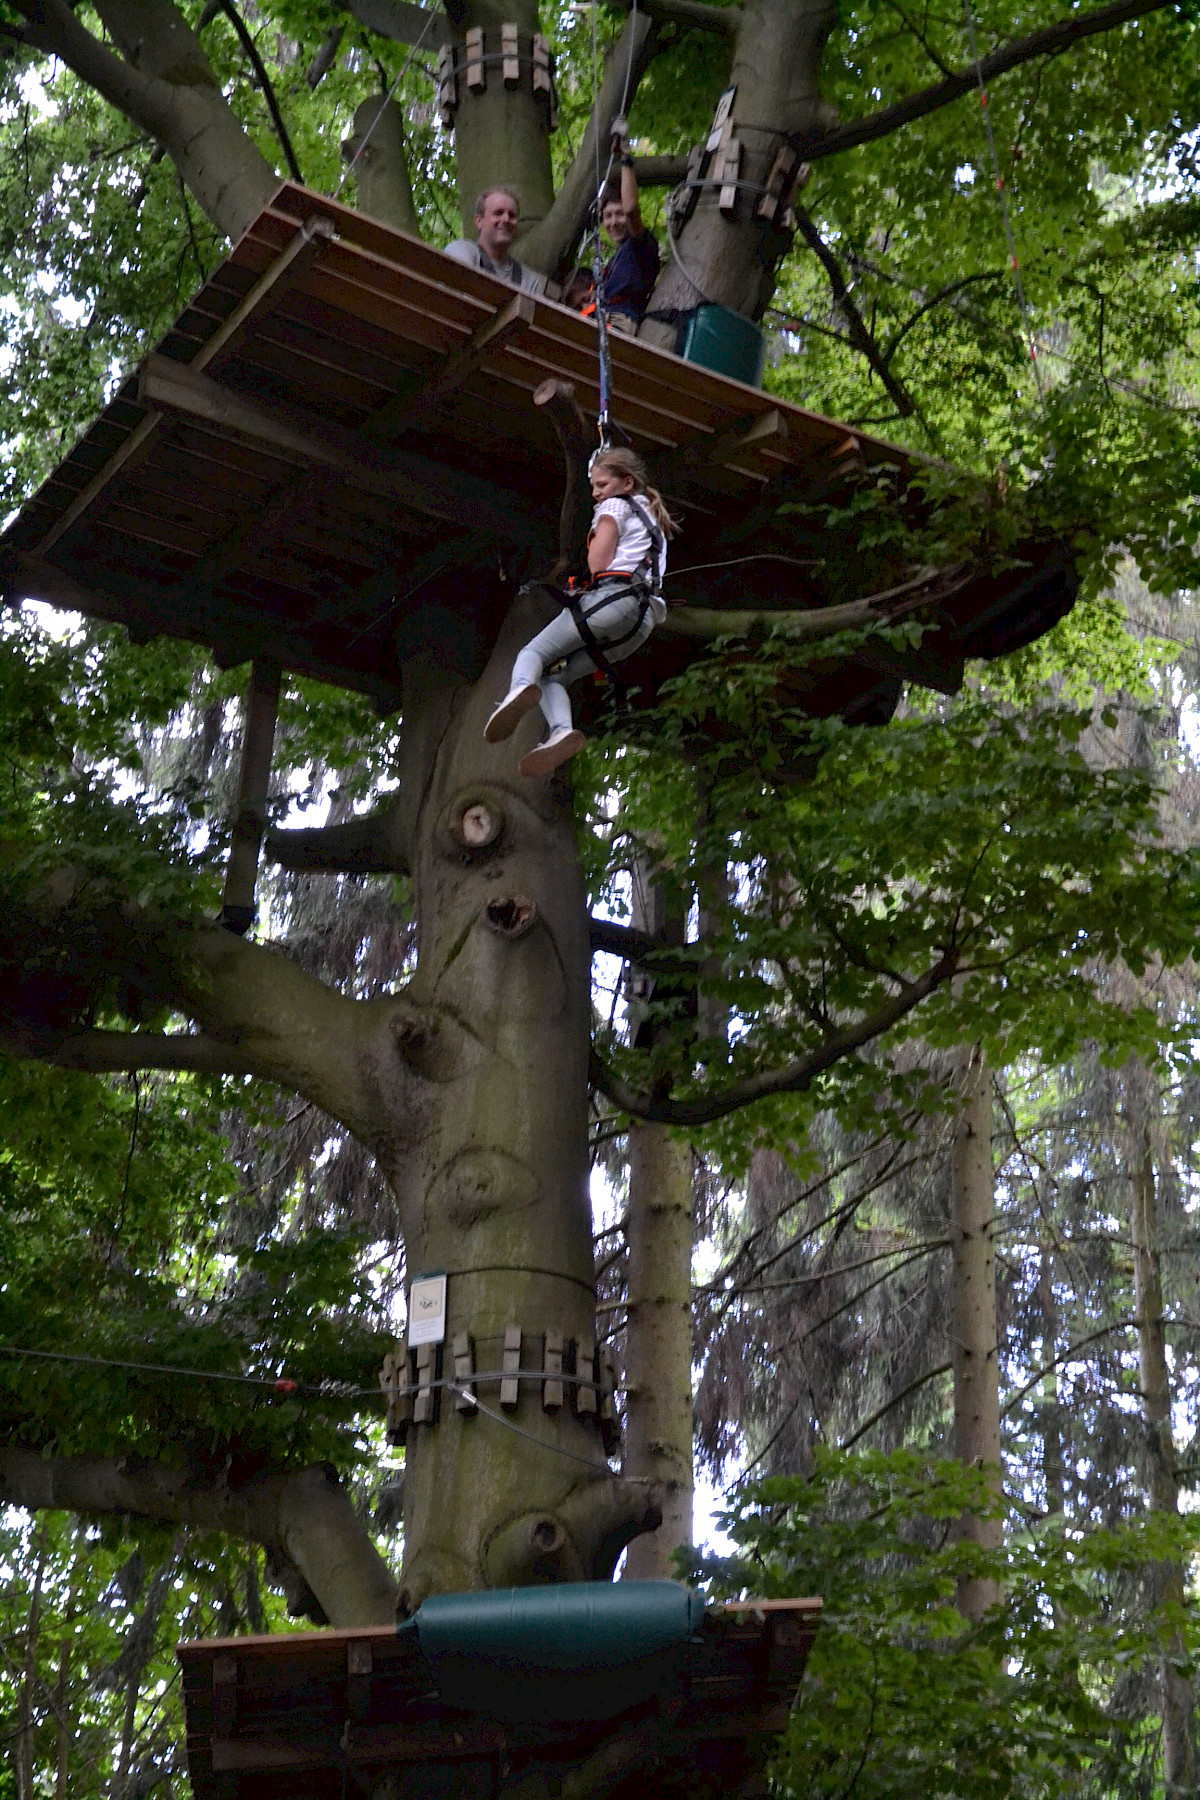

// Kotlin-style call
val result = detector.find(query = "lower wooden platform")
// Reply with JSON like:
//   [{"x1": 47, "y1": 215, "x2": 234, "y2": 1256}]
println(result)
[{"x1": 177, "y1": 1596, "x2": 821, "y2": 1798}]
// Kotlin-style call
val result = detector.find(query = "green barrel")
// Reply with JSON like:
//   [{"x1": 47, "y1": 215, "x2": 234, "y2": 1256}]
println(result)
[
  {"x1": 400, "y1": 1580, "x2": 707, "y2": 1723},
  {"x1": 679, "y1": 305, "x2": 766, "y2": 387}
]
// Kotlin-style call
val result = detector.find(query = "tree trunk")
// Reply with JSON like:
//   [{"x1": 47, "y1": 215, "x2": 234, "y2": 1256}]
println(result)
[
  {"x1": 344, "y1": 96, "x2": 420, "y2": 235},
  {"x1": 623, "y1": 1122, "x2": 694, "y2": 1578},
  {"x1": 640, "y1": 0, "x2": 838, "y2": 337},
  {"x1": 391, "y1": 593, "x2": 659, "y2": 1609},
  {"x1": 448, "y1": 0, "x2": 556, "y2": 234},
  {"x1": 949, "y1": 1046, "x2": 1002, "y2": 1623},
  {"x1": 55, "y1": 1635, "x2": 70, "y2": 1800},
  {"x1": 1038, "y1": 1248, "x2": 1065, "y2": 1519},
  {"x1": 16, "y1": 1522, "x2": 47, "y2": 1800},
  {"x1": 1128, "y1": 1081, "x2": 1195, "y2": 1797}
]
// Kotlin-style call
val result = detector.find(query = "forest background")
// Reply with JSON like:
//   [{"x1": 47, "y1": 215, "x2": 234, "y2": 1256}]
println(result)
[{"x1": 3, "y1": 0, "x2": 1200, "y2": 1794}]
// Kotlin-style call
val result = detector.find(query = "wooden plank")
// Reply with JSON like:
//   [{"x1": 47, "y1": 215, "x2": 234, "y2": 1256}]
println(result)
[
  {"x1": 651, "y1": 409, "x2": 790, "y2": 493},
  {"x1": 33, "y1": 214, "x2": 336, "y2": 559},
  {"x1": 137, "y1": 355, "x2": 547, "y2": 546},
  {"x1": 343, "y1": 1717, "x2": 506, "y2": 1764}
]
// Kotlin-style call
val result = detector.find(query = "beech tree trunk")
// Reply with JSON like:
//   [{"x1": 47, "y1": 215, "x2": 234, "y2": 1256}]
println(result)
[
  {"x1": 640, "y1": 0, "x2": 837, "y2": 338},
  {"x1": 448, "y1": 0, "x2": 556, "y2": 233},
  {"x1": 949, "y1": 1047, "x2": 1002, "y2": 1623},
  {"x1": 389, "y1": 594, "x2": 660, "y2": 1607},
  {"x1": 1128, "y1": 1076, "x2": 1196, "y2": 1797}
]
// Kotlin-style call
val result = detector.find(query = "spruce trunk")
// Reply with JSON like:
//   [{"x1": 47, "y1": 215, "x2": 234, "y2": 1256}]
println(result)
[
  {"x1": 950, "y1": 1047, "x2": 1002, "y2": 1622},
  {"x1": 1129, "y1": 1090, "x2": 1195, "y2": 1797},
  {"x1": 623, "y1": 1123, "x2": 694, "y2": 1578}
]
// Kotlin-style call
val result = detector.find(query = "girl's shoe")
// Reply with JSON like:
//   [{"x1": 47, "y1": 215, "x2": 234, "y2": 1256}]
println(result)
[
  {"x1": 484, "y1": 683, "x2": 541, "y2": 742},
  {"x1": 518, "y1": 726, "x2": 586, "y2": 777}
]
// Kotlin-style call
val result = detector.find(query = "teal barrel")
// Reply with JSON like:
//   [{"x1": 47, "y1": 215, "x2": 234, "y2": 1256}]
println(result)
[
  {"x1": 399, "y1": 1580, "x2": 707, "y2": 1723},
  {"x1": 678, "y1": 305, "x2": 766, "y2": 388}
]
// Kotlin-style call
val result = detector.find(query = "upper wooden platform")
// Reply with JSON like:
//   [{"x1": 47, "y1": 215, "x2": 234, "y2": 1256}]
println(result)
[
  {"x1": 177, "y1": 1597, "x2": 822, "y2": 1798},
  {"x1": 0, "y1": 182, "x2": 1075, "y2": 717}
]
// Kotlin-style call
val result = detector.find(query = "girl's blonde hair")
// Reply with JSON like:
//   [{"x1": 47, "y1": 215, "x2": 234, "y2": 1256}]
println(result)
[{"x1": 592, "y1": 447, "x2": 679, "y2": 539}]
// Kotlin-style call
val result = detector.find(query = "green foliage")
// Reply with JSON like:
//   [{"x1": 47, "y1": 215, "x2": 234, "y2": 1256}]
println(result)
[
  {"x1": 695, "y1": 1450, "x2": 1200, "y2": 1799},
  {"x1": 583, "y1": 645, "x2": 1200, "y2": 1164}
]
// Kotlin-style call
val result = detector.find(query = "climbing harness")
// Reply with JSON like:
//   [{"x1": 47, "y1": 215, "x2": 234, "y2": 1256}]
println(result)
[{"x1": 553, "y1": 492, "x2": 668, "y2": 692}]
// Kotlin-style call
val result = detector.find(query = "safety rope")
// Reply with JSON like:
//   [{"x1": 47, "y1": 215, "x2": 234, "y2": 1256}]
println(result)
[{"x1": 583, "y1": 0, "x2": 641, "y2": 452}]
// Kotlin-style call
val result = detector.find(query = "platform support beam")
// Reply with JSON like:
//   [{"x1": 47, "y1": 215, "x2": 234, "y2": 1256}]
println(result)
[
  {"x1": 533, "y1": 378, "x2": 592, "y2": 574},
  {"x1": 221, "y1": 658, "x2": 282, "y2": 935}
]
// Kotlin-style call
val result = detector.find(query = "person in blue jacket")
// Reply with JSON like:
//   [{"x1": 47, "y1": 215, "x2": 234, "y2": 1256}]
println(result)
[{"x1": 574, "y1": 129, "x2": 660, "y2": 333}]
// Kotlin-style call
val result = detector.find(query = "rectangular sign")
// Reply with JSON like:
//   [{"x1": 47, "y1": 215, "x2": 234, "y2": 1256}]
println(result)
[{"x1": 407, "y1": 1272, "x2": 447, "y2": 1347}]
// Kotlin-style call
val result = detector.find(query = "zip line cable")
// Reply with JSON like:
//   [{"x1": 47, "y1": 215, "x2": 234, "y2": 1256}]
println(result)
[{"x1": 961, "y1": 0, "x2": 1046, "y2": 407}]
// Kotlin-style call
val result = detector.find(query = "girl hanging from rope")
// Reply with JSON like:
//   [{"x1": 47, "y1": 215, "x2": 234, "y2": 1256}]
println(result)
[{"x1": 484, "y1": 448, "x2": 679, "y2": 776}]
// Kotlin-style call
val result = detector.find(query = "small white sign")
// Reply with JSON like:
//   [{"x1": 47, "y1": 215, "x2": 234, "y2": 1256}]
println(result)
[
  {"x1": 407, "y1": 1272, "x2": 447, "y2": 1347},
  {"x1": 711, "y1": 85, "x2": 736, "y2": 131}
]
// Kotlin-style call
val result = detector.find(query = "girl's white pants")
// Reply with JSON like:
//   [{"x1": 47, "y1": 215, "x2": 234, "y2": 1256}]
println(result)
[{"x1": 511, "y1": 580, "x2": 654, "y2": 734}]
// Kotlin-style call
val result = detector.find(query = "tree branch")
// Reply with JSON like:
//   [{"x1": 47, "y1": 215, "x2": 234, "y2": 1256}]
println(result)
[
  {"x1": 590, "y1": 950, "x2": 958, "y2": 1125},
  {"x1": 347, "y1": 0, "x2": 449, "y2": 47},
  {"x1": 265, "y1": 803, "x2": 408, "y2": 876},
  {"x1": 211, "y1": 0, "x2": 303, "y2": 182},
  {"x1": 633, "y1": 154, "x2": 691, "y2": 188},
  {"x1": 589, "y1": 916, "x2": 701, "y2": 969},
  {"x1": 658, "y1": 564, "x2": 964, "y2": 641},
  {"x1": 839, "y1": 1360, "x2": 953, "y2": 1448},
  {"x1": 517, "y1": 10, "x2": 665, "y2": 274},
  {"x1": 14, "y1": 0, "x2": 276, "y2": 239},
  {"x1": 615, "y1": 0, "x2": 740, "y2": 33},
  {"x1": 0, "y1": 1023, "x2": 256, "y2": 1077},
  {"x1": 0, "y1": 1447, "x2": 398, "y2": 1627},
  {"x1": 801, "y1": 0, "x2": 1179, "y2": 163},
  {"x1": 0, "y1": 896, "x2": 437, "y2": 1153},
  {"x1": 792, "y1": 205, "x2": 924, "y2": 424}
]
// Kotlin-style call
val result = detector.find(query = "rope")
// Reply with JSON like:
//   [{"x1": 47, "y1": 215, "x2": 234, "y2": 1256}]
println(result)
[
  {"x1": 335, "y1": 9, "x2": 439, "y2": 199},
  {"x1": 386, "y1": 1368, "x2": 605, "y2": 1397},
  {"x1": 961, "y1": 0, "x2": 1046, "y2": 406},
  {"x1": 583, "y1": 0, "x2": 641, "y2": 450},
  {"x1": 0, "y1": 1342, "x2": 326, "y2": 1397},
  {"x1": 447, "y1": 1382, "x2": 617, "y2": 1472}
]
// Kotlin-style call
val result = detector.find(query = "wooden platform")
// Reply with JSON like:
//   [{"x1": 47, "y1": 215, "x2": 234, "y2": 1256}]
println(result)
[
  {"x1": 177, "y1": 1598, "x2": 822, "y2": 1797},
  {"x1": 0, "y1": 181, "x2": 1074, "y2": 720}
]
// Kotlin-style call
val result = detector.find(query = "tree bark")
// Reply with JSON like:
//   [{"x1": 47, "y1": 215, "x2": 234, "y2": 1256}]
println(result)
[
  {"x1": 449, "y1": 0, "x2": 556, "y2": 234},
  {"x1": 0, "y1": 1451, "x2": 398, "y2": 1628},
  {"x1": 386, "y1": 593, "x2": 661, "y2": 1608},
  {"x1": 640, "y1": 0, "x2": 837, "y2": 337},
  {"x1": 344, "y1": 96, "x2": 420, "y2": 235},
  {"x1": 1038, "y1": 1249, "x2": 1065, "y2": 1519},
  {"x1": 620, "y1": 866, "x2": 695, "y2": 1579},
  {"x1": 54, "y1": 1633, "x2": 70, "y2": 1800},
  {"x1": 1128, "y1": 1074, "x2": 1195, "y2": 1798},
  {"x1": 622, "y1": 1123, "x2": 694, "y2": 1577},
  {"x1": 950, "y1": 1046, "x2": 1002, "y2": 1623}
]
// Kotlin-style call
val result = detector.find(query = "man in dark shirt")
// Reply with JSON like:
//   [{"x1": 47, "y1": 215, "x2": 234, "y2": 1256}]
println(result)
[{"x1": 597, "y1": 147, "x2": 660, "y2": 333}]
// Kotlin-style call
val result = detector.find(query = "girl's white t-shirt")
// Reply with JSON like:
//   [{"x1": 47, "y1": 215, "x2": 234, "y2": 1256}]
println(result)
[{"x1": 592, "y1": 494, "x2": 668, "y2": 619}]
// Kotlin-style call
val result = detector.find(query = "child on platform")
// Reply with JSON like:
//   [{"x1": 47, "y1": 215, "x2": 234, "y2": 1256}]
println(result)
[{"x1": 484, "y1": 448, "x2": 678, "y2": 776}]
